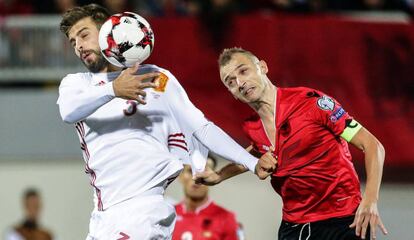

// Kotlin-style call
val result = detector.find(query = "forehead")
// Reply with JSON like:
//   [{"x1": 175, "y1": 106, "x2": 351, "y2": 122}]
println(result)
[
  {"x1": 68, "y1": 17, "x2": 96, "y2": 39},
  {"x1": 220, "y1": 53, "x2": 253, "y2": 79}
]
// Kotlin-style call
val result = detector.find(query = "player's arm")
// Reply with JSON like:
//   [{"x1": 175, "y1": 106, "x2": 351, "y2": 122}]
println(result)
[
  {"x1": 112, "y1": 63, "x2": 158, "y2": 102},
  {"x1": 195, "y1": 161, "x2": 248, "y2": 186},
  {"x1": 216, "y1": 145, "x2": 264, "y2": 180},
  {"x1": 311, "y1": 92, "x2": 388, "y2": 239},
  {"x1": 345, "y1": 122, "x2": 388, "y2": 239},
  {"x1": 57, "y1": 78, "x2": 115, "y2": 123},
  {"x1": 166, "y1": 75, "x2": 276, "y2": 178},
  {"x1": 193, "y1": 123, "x2": 276, "y2": 179},
  {"x1": 195, "y1": 145, "x2": 276, "y2": 186},
  {"x1": 57, "y1": 71, "x2": 114, "y2": 124},
  {"x1": 57, "y1": 64, "x2": 157, "y2": 124},
  {"x1": 195, "y1": 145, "x2": 254, "y2": 185},
  {"x1": 310, "y1": 92, "x2": 387, "y2": 239}
]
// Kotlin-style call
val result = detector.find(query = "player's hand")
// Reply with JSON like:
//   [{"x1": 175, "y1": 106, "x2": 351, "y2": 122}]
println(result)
[
  {"x1": 255, "y1": 151, "x2": 277, "y2": 180},
  {"x1": 350, "y1": 199, "x2": 388, "y2": 239},
  {"x1": 113, "y1": 63, "x2": 159, "y2": 104},
  {"x1": 193, "y1": 166, "x2": 221, "y2": 186}
]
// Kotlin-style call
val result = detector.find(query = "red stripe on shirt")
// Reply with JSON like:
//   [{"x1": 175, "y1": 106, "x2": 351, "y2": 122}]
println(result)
[
  {"x1": 75, "y1": 121, "x2": 103, "y2": 211},
  {"x1": 168, "y1": 143, "x2": 188, "y2": 152}
]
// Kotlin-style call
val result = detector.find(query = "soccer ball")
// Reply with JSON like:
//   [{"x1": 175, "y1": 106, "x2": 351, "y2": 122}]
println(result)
[{"x1": 98, "y1": 12, "x2": 155, "y2": 68}]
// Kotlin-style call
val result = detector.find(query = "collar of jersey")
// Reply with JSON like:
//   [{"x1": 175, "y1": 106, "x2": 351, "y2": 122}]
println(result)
[{"x1": 91, "y1": 70, "x2": 122, "y2": 85}]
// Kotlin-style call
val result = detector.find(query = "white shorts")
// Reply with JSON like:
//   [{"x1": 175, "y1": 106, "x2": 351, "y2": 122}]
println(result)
[{"x1": 86, "y1": 187, "x2": 176, "y2": 240}]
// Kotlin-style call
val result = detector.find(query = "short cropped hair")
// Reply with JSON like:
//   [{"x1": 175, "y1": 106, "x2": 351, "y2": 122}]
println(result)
[
  {"x1": 218, "y1": 47, "x2": 258, "y2": 67},
  {"x1": 59, "y1": 4, "x2": 110, "y2": 37},
  {"x1": 23, "y1": 188, "x2": 39, "y2": 200}
]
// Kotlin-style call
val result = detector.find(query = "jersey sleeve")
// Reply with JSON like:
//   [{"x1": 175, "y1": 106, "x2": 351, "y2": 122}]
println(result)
[
  {"x1": 188, "y1": 138, "x2": 209, "y2": 174},
  {"x1": 194, "y1": 123, "x2": 258, "y2": 173},
  {"x1": 164, "y1": 72, "x2": 257, "y2": 173},
  {"x1": 310, "y1": 91, "x2": 362, "y2": 142},
  {"x1": 57, "y1": 74, "x2": 115, "y2": 124},
  {"x1": 164, "y1": 72, "x2": 209, "y2": 133}
]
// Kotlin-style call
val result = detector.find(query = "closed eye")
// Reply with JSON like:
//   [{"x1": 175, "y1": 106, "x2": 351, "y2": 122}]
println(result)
[
  {"x1": 81, "y1": 32, "x2": 89, "y2": 39},
  {"x1": 240, "y1": 68, "x2": 248, "y2": 75}
]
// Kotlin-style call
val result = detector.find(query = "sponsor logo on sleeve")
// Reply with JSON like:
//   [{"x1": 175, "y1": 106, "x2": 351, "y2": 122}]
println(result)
[
  {"x1": 317, "y1": 95, "x2": 335, "y2": 111},
  {"x1": 330, "y1": 107, "x2": 346, "y2": 123}
]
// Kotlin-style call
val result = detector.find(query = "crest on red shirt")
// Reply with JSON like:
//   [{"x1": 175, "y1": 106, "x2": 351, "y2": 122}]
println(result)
[{"x1": 317, "y1": 95, "x2": 335, "y2": 111}]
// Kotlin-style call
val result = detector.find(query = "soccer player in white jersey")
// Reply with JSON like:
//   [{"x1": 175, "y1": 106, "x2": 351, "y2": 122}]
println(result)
[{"x1": 57, "y1": 4, "x2": 276, "y2": 240}]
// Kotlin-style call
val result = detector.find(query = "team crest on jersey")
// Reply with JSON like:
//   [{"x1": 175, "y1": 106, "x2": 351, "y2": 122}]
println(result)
[
  {"x1": 153, "y1": 72, "x2": 169, "y2": 92},
  {"x1": 317, "y1": 95, "x2": 335, "y2": 111}
]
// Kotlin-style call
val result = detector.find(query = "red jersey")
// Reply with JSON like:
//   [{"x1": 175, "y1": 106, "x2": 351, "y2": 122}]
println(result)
[
  {"x1": 243, "y1": 87, "x2": 362, "y2": 223},
  {"x1": 173, "y1": 200, "x2": 239, "y2": 240}
]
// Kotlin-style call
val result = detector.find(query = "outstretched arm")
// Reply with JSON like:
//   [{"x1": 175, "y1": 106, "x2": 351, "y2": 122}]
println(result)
[
  {"x1": 195, "y1": 145, "x2": 276, "y2": 185},
  {"x1": 58, "y1": 63, "x2": 157, "y2": 124},
  {"x1": 164, "y1": 74, "x2": 276, "y2": 178},
  {"x1": 348, "y1": 127, "x2": 388, "y2": 240},
  {"x1": 193, "y1": 124, "x2": 258, "y2": 173},
  {"x1": 194, "y1": 161, "x2": 248, "y2": 186},
  {"x1": 58, "y1": 75, "x2": 115, "y2": 124}
]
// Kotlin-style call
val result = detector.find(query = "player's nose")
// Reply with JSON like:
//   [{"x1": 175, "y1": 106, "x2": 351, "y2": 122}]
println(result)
[
  {"x1": 75, "y1": 38, "x2": 84, "y2": 52},
  {"x1": 238, "y1": 79, "x2": 246, "y2": 91}
]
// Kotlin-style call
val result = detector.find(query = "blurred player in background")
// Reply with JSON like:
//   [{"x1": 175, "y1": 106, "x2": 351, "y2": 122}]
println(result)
[
  {"x1": 196, "y1": 47, "x2": 388, "y2": 240},
  {"x1": 57, "y1": 5, "x2": 276, "y2": 240},
  {"x1": 4, "y1": 188, "x2": 53, "y2": 240},
  {"x1": 173, "y1": 155, "x2": 244, "y2": 240}
]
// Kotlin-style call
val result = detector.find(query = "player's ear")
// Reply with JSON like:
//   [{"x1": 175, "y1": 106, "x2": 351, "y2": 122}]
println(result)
[{"x1": 259, "y1": 60, "x2": 268, "y2": 75}]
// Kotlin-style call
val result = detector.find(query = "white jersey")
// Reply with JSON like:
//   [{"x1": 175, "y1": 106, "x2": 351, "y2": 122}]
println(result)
[{"x1": 57, "y1": 65, "x2": 208, "y2": 211}]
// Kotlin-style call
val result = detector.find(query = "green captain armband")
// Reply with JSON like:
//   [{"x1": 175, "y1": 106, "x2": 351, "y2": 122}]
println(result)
[{"x1": 340, "y1": 119, "x2": 362, "y2": 142}]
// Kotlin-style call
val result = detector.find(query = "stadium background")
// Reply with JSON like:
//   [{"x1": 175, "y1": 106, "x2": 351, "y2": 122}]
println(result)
[{"x1": 0, "y1": 0, "x2": 413, "y2": 239}]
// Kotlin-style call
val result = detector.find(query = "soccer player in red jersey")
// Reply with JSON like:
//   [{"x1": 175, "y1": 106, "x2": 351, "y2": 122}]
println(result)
[
  {"x1": 196, "y1": 47, "x2": 388, "y2": 240},
  {"x1": 173, "y1": 156, "x2": 243, "y2": 240}
]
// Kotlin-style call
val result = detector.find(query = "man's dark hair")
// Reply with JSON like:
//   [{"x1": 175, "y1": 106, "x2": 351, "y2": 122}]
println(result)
[
  {"x1": 59, "y1": 4, "x2": 110, "y2": 37},
  {"x1": 218, "y1": 47, "x2": 258, "y2": 67},
  {"x1": 23, "y1": 188, "x2": 39, "y2": 200}
]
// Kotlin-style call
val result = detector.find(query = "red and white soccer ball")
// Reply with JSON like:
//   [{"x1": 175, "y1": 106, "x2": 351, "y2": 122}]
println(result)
[{"x1": 98, "y1": 12, "x2": 155, "y2": 68}]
